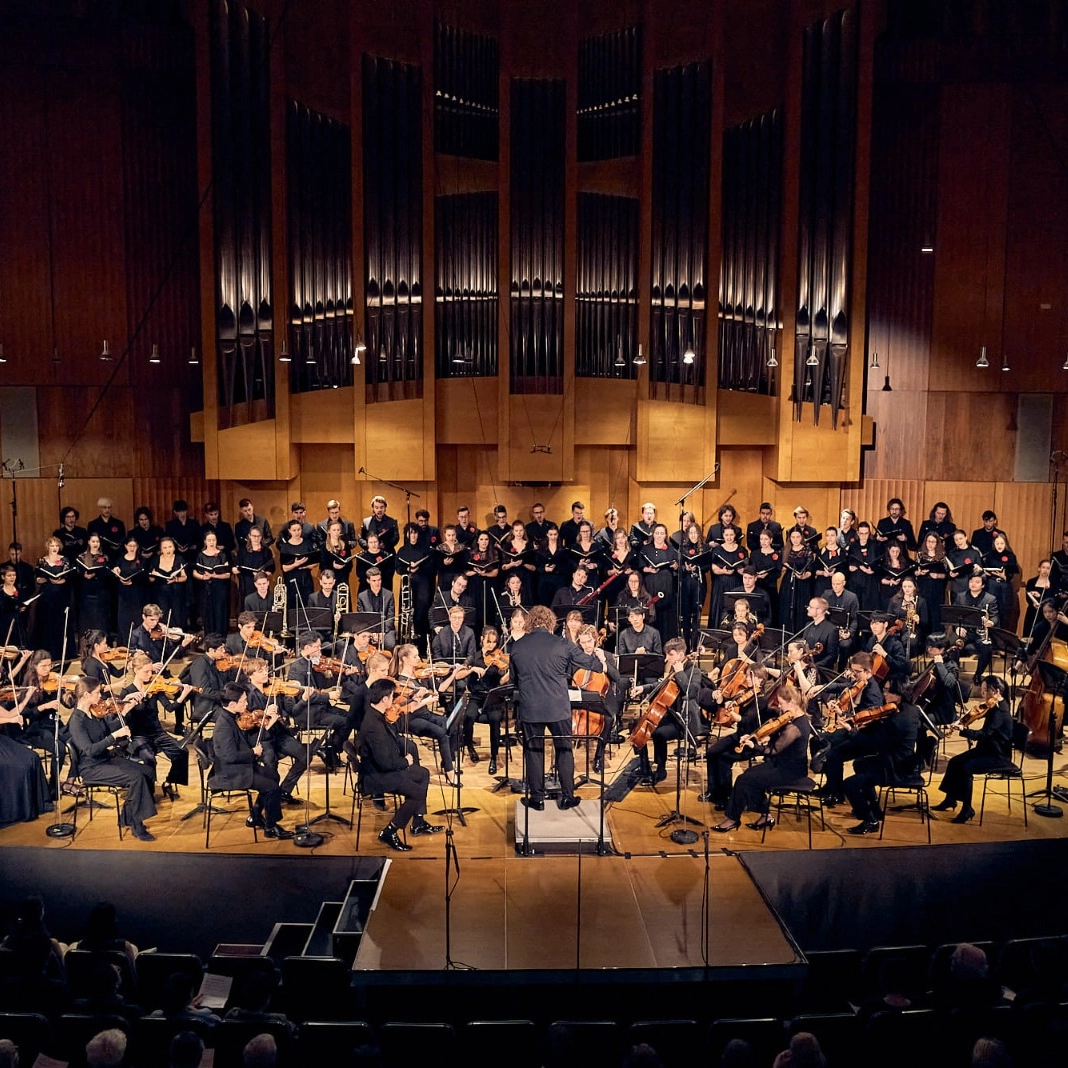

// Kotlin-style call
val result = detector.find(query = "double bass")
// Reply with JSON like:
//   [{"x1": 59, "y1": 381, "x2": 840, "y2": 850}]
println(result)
[{"x1": 1021, "y1": 619, "x2": 1068, "y2": 752}]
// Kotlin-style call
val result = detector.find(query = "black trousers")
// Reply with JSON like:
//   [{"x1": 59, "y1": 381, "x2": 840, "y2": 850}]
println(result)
[
  {"x1": 705, "y1": 733, "x2": 749, "y2": 804},
  {"x1": 260, "y1": 730, "x2": 308, "y2": 795},
  {"x1": 726, "y1": 763, "x2": 806, "y2": 822},
  {"x1": 938, "y1": 748, "x2": 1006, "y2": 808},
  {"x1": 842, "y1": 753, "x2": 891, "y2": 821},
  {"x1": 130, "y1": 730, "x2": 189, "y2": 786},
  {"x1": 522, "y1": 718, "x2": 575, "y2": 801},
  {"x1": 372, "y1": 764, "x2": 429, "y2": 830},
  {"x1": 248, "y1": 769, "x2": 283, "y2": 826},
  {"x1": 464, "y1": 701, "x2": 503, "y2": 758},
  {"x1": 823, "y1": 730, "x2": 881, "y2": 792},
  {"x1": 82, "y1": 757, "x2": 157, "y2": 826},
  {"x1": 409, "y1": 710, "x2": 454, "y2": 772}
]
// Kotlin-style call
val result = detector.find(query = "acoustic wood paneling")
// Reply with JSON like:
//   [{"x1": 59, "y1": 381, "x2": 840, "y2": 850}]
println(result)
[
  {"x1": 925, "y1": 391, "x2": 1016, "y2": 483},
  {"x1": 993, "y1": 481, "x2": 1054, "y2": 577},
  {"x1": 840, "y1": 479, "x2": 927, "y2": 531},
  {"x1": 862, "y1": 390, "x2": 929, "y2": 481}
]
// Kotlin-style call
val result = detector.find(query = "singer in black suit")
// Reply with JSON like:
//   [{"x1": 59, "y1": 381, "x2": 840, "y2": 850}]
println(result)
[{"x1": 507, "y1": 604, "x2": 584, "y2": 810}]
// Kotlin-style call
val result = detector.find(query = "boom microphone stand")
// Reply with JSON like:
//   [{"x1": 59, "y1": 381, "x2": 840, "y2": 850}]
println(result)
[
  {"x1": 673, "y1": 465, "x2": 719, "y2": 640},
  {"x1": 46, "y1": 609, "x2": 76, "y2": 838},
  {"x1": 654, "y1": 660, "x2": 704, "y2": 845}
]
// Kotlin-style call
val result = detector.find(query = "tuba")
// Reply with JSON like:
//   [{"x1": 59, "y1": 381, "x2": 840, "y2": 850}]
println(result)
[{"x1": 273, "y1": 575, "x2": 289, "y2": 636}]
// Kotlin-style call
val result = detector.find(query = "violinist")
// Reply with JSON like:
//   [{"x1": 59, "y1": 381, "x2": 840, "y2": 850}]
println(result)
[
  {"x1": 931, "y1": 675, "x2": 1012, "y2": 825},
  {"x1": 8, "y1": 649, "x2": 81, "y2": 797},
  {"x1": 390, "y1": 643, "x2": 459, "y2": 786},
  {"x1": 865, "y1": 612, "x2": 909, "y2": 687},
  {"x1": 75, "y1": 534, "x2": 112, "y2": 635},
  {"x1": 87, "y1": 497, "x2": 127, "y2": 564},
  {"x1": 629, "y1": 637, "x2": 702, "y2": 785},
  {"x1": 68, "y1": 676, "x2": 157, "y2": 842},
  {"x1": 534, "y1": 527, "x2": 569, "y2": 607},
  {"x1": 431, "y1": 605, "x2": 477, "y2": 663},
  {"x1": 616, "y1": 607, "x2": 663, "y2": 659},
  {"x1": 185, "y1": 635, "x2": 232, "y2": 723},
  {"x1": 700, "y1": 661, "x2": 770, "y2": 809},
  {"x1": 149, "y1": 537, "x2": 189, "y2": 634},
  {"x1": 244, "y1": 660, "x2": 306, "y2": 805},
  {"x1": 286, "y1": 632, "x2": 351, "y2": 771},
  {"x1": 842, "y1": 677, "x2": 920, "y2": 835},
  {"x1": 1018, "y1": 600, "x2": 1068, "y2": 663},
  {"x1": 112, "y1": 535, "x2": 147, "y2": 638},
  {"x1": 234, "y1": 525, "x2": 275, "y2": 602},
  {"x1": 575, "y1": 623, "x2": 620, "y2": 773},
  {"x1": 356, "y1": 567, "x2": 397, "y2": 650},
  {"x1": 431, "y1": 573, "x2": 475, "y2": 632},
  {"x1": 33, "y1": 537, "x2": 75, "y2": 659},
  {"x1": 226, "y1": 613, "x2": 277, "y2": 665},
  {"x1": 80, "y1": 629, "x2": 126, "y2": 687},
  {"x1": 801, "y1": 597, "x2": 839, "y2": 670},
  {"x1": 457, "y1": 626, "x2": 512, "y2": 773},
  {"x1": 122, "y1": 651, "x2": 192, "y2": 800},
  {"x1": 357, "y1": 678, "x2": 442, "y2": 851},
  {"x1": 308, "y1": 569, "x2": 339, "y2": 644},
  {"x1": 821, "y1": 573, "x2": 859, "y2": 664},
  {"x1": 129, "y1": 604, "x2": 195, "y2": 668},
  {"x1": 345, "y1": 650, "x2": 392, "y2": 736},
  {"x1": 953, "y1": 573, "x2": 998, "y2": 685},
  {"x1": 916, "y1": 633, "x2": 964, "y2": 765},
  {"x1": 813, "y1": 652, "x2": 885, "y2": 806},
  {"x1": 209, "y1": 682, "x2": 293, "y2": 839},
  {"x1": 641, "y1": 523, "x2": 679, "y2": 640},
  {"x1": 711, "y1": 681, "x2": 811, "y2": 833}
]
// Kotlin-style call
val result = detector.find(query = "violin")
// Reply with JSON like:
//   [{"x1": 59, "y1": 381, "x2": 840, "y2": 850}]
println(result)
[
  {"x1": 147, "y1": 623, "x2": 189, "y2": 641},
  {"x1": 89, "y1": 696, "x2": 126, "y2": 719},
  {"x1": 735, "y1": 709, "x2": 796, "y2": 753},
  {"x1": 413, "y1": 660, "x2": 452, "y2": 679},
  {"x1": 956, "y1": 697, "x2": 998, "y2": 730},
  {"x1": 248, "y1": 631, "x2": 287, "y2": 655},
  {"x1": 144, "y1": 678, "x2": 203, "y2": 698},
  {"x1": 312, "y1": 656, "x2": 346, "y2": 676},
  {"x1": 100, "y1": 646, "x2": 129, "y2": 663},
  {"x1": 236, "y1": 706, "x2": 280, "y2": 731},
  {"x1": 41, "y1": 673, "x2": 81, "y2": 694},
  {"x1": 852, "y1": 702, "x2": 898, "y2": 728},
  {"x1": 216, "y1": 654, "x2": 253, "y2": 674},
  {"x1": 0, "y1": 645, "x2": 25, "y2": 661},
  {"x1": 484, "y1": 648, "x2": 510, "y2": 672},
  {"x1": 262, "y1": 678, "x2": 302, "y2": 698}
]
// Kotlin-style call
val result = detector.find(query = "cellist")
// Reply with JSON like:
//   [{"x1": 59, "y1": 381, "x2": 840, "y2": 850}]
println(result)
[{"x1": 628, "y1": 638, "x2": 702, "y2": 785}]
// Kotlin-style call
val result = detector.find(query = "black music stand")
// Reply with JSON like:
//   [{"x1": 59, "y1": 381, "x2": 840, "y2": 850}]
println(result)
[
  {"x1": 485, "y1": 685, "x2": 524, "y2": 793},
  {"x1": 340, "y1": 611, "x2": 389, "y2": 646},
  {"x1": 697, "y1": 628, "x2": 732, "y2": 654},
  {"x1": 990, "y1": 626, "x2": 1022, "y2": 683},
  {"x1": 569, "y1": 689, "x2": 609, "y2": 790},
  {"x1": 292, "y1": 606, "x2": 333, "y2": 638},
  {"x1": 429, "y1": 604, "x2": 476, "y2": 631},
  {"x1": 433, "y1": 690, "x2": 479, "y2": 826},
  {"x1": 617, "y1": 653, "x2": 665, "y2": 684},
  {"x1": 722, "y1": 590, "x2": 762, "y2": 626},
  {"x1": 1030, "y1": 660, "x2": 1066, "y2": 819},
  {"x1": 941, "y1": 605, "x2": 984, "y2": 635}
]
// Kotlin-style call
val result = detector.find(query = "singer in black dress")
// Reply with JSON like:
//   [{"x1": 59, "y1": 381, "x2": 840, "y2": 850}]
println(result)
[
  {"x1": 193, "y1": 531, "x2": 230, "y2": 636},
  {"x1": 112, "y1": 535, "x2": 147, "y2": 641},
  {"x1": 278, "y1": 520, "x2": 316, "y2": 610},
  {"x1": 33, "y1": 539, "x2": 74, "y2": 659}
]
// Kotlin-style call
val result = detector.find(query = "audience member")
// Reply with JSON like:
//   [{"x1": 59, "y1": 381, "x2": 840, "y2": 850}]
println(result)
[
  {"x1": 718, "y1": 1039, "x2": 755, "y2": 1067},
  {"x1": 69, "y1": 902, "x2": 139, "y2": 973},
  {"x1": 243, "y1": 1033, "x2": 278, "y2": 1068},
  {"x1": 0, "y1": 1039, "x2": 18, "y2": 1068},
  {"x1": 147, "y1": 971, "x2": 221, "y2": 1025},
  {"x1": 167, "y1": 1031, "x2": 205, "y2": 1068},
  {"x1": 928, "y1": 943, "x2": 1005, "y2": 1011},
  {"x1": 0, "y1": 895, "x2": 68, "y2": 1013},
  {"x1": 70, "y1": 960, "x2": 144, "y2": 1025},
  {"x1": 971, "y1": 1036, "x2": 1012, "y2": 1067},
  {"x1": 621, "y1": 1044, "x2": 663, "y2": 1068},
  {"x1": 856, "y1": 955, "x2": 917, "y2": 1022},
  {"x1": 772, "y1": 1032, "x2": 827, "y2": 1068},
  {"x1": 85, "y1": 1028, "x2": 127, "y2": 1068},
  {"x1": 223, "y1": 966, "x2": 299, "y2": 1042}
]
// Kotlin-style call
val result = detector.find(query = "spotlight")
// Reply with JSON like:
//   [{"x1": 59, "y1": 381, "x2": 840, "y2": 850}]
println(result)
[
  {"x1": 148, "y1": 344, "x2": 161, "y2": 364},
  {"x1": 614, "y1": 348, "x2": 626, "y2": 368},
  {"x1": 682, "y1": 345, "x2": 695, "y2": 365},
  {"x1": 806, "y1": 346, "x2": 819, "y2": 366},
  {"x1": 1001, "y1": 355, "x2": 1010, "y2": 372},
  {"x1": 100, "y1": 340, "x2": 112, "y2": 361},
  {"x1": 766, "y1": 346, "x2": 777, "y2": 369},
  {"x1": 976, "y1": 345, "x2": 989, "y2": 368},
  {"x1": 188, "y1": 346, "x2": 199, "y2": 366},
  {"x1": 869, "y1": 350, "x2": 879, "y2": 369},
  {"x1": 0, "y1": 344, "x2": 6, "y2": 364},
  {"x1": 1062, "y1": 352, "x2": 1068, "y2": 371},
  {"x1": 632, "y1": 344, "x2": 647, "y2": 366},
  {"x1": 279, "y1": 341, "x2": 292, "y2": 363}
]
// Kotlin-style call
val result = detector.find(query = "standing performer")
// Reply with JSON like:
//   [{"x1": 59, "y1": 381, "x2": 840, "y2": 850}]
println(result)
[
  {"x1": 640, "y1": 523, "x2": 679, "y2": 640},
  {"x1": 507, "y1": 604, "x2": 583, "y2": 811}
]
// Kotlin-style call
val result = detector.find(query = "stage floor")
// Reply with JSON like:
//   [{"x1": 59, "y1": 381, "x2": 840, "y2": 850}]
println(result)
[{"x1": 353, "y1": 852, "x2": 802, "y2": 979}]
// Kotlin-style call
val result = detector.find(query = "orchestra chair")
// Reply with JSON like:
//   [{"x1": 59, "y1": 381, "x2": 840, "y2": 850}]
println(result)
[
  {"x1": 0, "y1": 1013, "x2": 49, "y2": 1065},
  {"x1": 877, "y1": 771, "x2": 932, "y2": 844},
  {"x1": 627, "y1": 1020, "x2": 701, "y2": 1068},
  {"x1": 545, "y1": 1021, "x2": 623, "y2": 1068},
  {"x1": 464, "y1": 1021, "x2": 539, "y2": 1068},
  {"x1": 350, "y1": 754, "x2": 405, "y2": 851},
  {"x1": 977, "y1": 720, "x2": 1030, "y2": 828},
  {"x1": 787, "y1": 1014, "x2": 863, "y2": 1068},
  {"x1": 213, "y1": 1018, "x2": 295, "y2": 1068},
  {"x1": 68, "y1": 775, "x2": 126, "y2": 841},
  {"x1": 280, "y1": 956, "x2": 353, "y2": 1021},
  {"x1": 64, "y1": 948, "x2": 138, "y2": 1001},
  {"x1": 380, "y1": 1021, "x2": 458, "y2": 1067},
  {"x1": 761, "y1": 779, "x2": 825, "y2": 848},
  {"x1": 300, "y1": 1021, "x2": 376, "y2": 1062},
  {"x1": 134, "y1": 950, "x2": 204, "y2": 1012},
  {"x1": 862, "y1": 1009, "x2": 938, "y2": 1068},
  {"x1": 706, "y1": 1018, "x2": 786, "y2": 1066}
]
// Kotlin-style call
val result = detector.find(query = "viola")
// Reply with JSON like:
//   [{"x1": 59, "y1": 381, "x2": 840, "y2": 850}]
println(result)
[
  {"x1": 484, "y1": 648, "x2": 510, "y2": 672},
  {"x1": 262, "y1": 678, "x2": 302, "y2": 698},
  {"x1": 236, "y1": 708, "x2": 270, "y2": 731},
  {"x1": 0, "y1": 644, "x2": 25, "y2": 661},
  {"x1": 248, "y1": 631, "x2": 286, "y2": 655},
  {"x1": 41, "y1": 673, "x2": 81, "y2": 694},
  {"x1": 956, "y1": 697, "x2": 998, "y2": 730},
  {"x1": 734, "y1": 709, "x2": 796, "y2": 753},
  {"x1": 853, "y1": 703, "x2": 898, "y2": 728},
  {"x1": 89, "y1": 696, "x2": 126, "y2": 719},
  {"x1": 100, "y1": 646, "x2": 129, "y2": 664}
]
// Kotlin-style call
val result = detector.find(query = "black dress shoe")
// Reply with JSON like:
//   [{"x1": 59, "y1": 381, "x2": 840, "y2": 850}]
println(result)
[
  {"x1": 521, "y1": 797, "x2": 545, "y2": 811},
  {"x1": 847, "y1": 820, "x2": 881, "y2": 835},
  {"x1": 130, "y1": 823, "x2": 156, "y2": 842},
  {"x1": 411, "y1": 820, "x2": 443, "y2": 836},
  {"x1": 747, "y1": 816, "x2": 774, "y2": 830},
  {"x1": 246, "y1": 814, "x2": 266, "y2": 829},
  {"x1": 558, "y1": 796, "x2": 581, "y2": 810},
  {"x1": 951, "y1": 807, "x2": 975, "y2": 824},
  {"x1": 712, "y1": 820, "x2": 739, "y2": 833},
  {"x1": 466, "y1": 745, "x2": 480, "y2": 765},
  {"x1": 161, "y1": 782, "x2": 179, "y2": 801},
  {"x1": 653, "y1": 765, "x2": 668, "y2": 784},
  {"x1": 378, "y1": 826, "x2": 412, "y2": 851},
  {"x1": 488, "y1": 758, "x2": 498, "y2": 775},
  {"x1": 264, "y1": 824, "x2": 294, "y2": 840},
  {"x1": 279, "y1": 792, "x2": 300, "y2": 805},
  {"x1": 930, "y1": 799, "x2": 956, "y2": 812}
]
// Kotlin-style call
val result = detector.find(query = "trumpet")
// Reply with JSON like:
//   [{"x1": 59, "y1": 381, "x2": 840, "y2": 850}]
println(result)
[
  {"x1": 334, "y1": 582, "x2": 350, "y2": 642},
  {"x1": 399, "y1": 574, "x2": 414, "y2": 641},
  {"x1": 273, "y1": 575, "x2": 289, "y2": 636}
]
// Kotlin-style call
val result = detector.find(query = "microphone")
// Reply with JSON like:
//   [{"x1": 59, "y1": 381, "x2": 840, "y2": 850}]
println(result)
[
  {"x1": 58, "y1": 463, "x2": 64, "y2": 489},
  {"x1": 358, "y1": 466, "x2": 366, "y2": 474}
]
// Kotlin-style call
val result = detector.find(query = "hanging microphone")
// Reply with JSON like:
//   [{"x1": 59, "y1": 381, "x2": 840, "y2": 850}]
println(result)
[
  {"x1": 58, "y1": 464, "x2": 64, "y2": 489},
  {"x1": 358, "y1": 467, "x2": 366, "y2": 475}
]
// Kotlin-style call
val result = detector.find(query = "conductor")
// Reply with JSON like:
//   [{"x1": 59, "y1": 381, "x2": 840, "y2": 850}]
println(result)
[{"x1": 508, "y1": 604, "x2": 583, "y2": 811}]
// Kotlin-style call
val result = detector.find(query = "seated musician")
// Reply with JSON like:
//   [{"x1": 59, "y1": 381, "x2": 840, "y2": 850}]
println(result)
[
  {"x1": 551, "y1": 565, "x2": 593, "y2": 610},
  {"x1": 208, "y1": 682, "x2": 293, "y2": 839},
  {"x1": 243, "y1": 570, "x2": 274, "y2": 614},
  {"x1": 356, "y1": 567, "x2": 396, "y2": 651},
  {"x1": 128, "y1": 603, "x2": 196, "y2": 668},
  {"x1": 68, "y1": 677, "x2": 157, "y2": 842},
  {"x1": 865, "y1": 612, "x2": 909, "y2": 688},
  {"x1": 431, "y1": 605, "x2": 478, "y2": 663},
  {"x1": 358, "y1": 677, "x2": 442, "y2": 851},
  {"x1": 391, "y1": 643, "x2": 459, "y2": 786},
  {"x1": 244, "y1": 660, "x2": 306, "y2": 805},
  {"x1": 888, "y1": 576, "x2": 929, "y2": 659},
  {"x1": 431, "y1": 573, "x2": 475, "y2": 632},
  {"x1": 285, "y1": 631, "x2": 352, "y2": 771},
  {"x1": 562, "y1": 609, "x2": 584, "y2": 646},
  {"x1": 574, "y1": 623, "x2": 621, "y2": 774},
  {"x1": 183, "y1": 635, "x2": 231, "y2": 723},
  {"x1": 122, "y1": 651, "x2": 193, "y2": 801},
  {"x1": 455, "y1": 626, "x2": 510, "y2": 774},
  {"x1": 813, "y1": 652, "x2": 885, "y2": 805},
  {"x1": 801, "y1": 597, "x2": 839, "y2": 669},
  {"x1": 712, "y1": 682, "x2": 811, "y2": 833},
  {"x1": 953, "y1": 573, "x2": 999, "y2": 685},
  {"x1": 345, "y1": 650, "x2": 391, "y2": 740},
  {"x1": 225, "y1": 612, "x2": 278, "y2": 664},
  {"x1": 617, "y1": 607, "x2": 663, "y2": 657},
  {"x1": 821, "y1": 572, "x2": 859, "y2": 665},
  {"x1": 1016, "y1": 600, "x2": 1068, "y2": 663},
  {"x1": 629, "y1": 638, "x2": 702, "y2": 784},
  {"x1": 735, "y1": 568, "x2": 771, "y2": 625},
  {"x1": 931, "y1": 675, "x2": 1013, "y2": 825},
  {"x1": 842, "y1": 676, "x2": 920, "y2": 835},
  {"x1": 700, "y1": 662, "x2": 770, "y2": 809},
  {"x1": 80, "y1": 629, "x2": 127, "y2": 688}
]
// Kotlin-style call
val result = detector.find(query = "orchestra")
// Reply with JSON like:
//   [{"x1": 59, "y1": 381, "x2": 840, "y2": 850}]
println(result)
[{"x1": 0, "y1": 492, "x2": 1056, "y2": 853}]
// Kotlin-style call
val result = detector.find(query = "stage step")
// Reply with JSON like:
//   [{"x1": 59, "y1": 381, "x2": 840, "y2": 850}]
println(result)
[
  {"x1": 264, "y1": 921, "x2": 314, "y2": 963},
  {"x1": 303, "y1": 901, "x2": 343, "y2": 957}
]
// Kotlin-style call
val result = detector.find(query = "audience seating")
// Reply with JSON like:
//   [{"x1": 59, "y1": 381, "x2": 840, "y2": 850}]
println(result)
[
  {"x1": 860, "y1": 944, "x2": 931, "y2": 998},
  {"x1": 299, "y1": 1020, "x2": 375, "y2": 1062},
  {"x1": 379, "y1": 1021, "x2": 459, "y2": 1067},
  {"x1": 0, "y1": 1012, "x2": 49, "y2": 1065},
  {"x1": 63, "y1": 948, "x2": 138, "y2": 1000},
  {"x1": 626, "y1": 1019, "x2": 700, "y2": 1068},
  {"x1": 706, "y1": 1017, "x2": 785, "y2": 1065},
  {"x1": 134, "y1": 950, "x2": 204, "y2": 1011},
  {"x1": 279, "y1": 955, "x2": 353, "y2": 1021},
  {"x1": 464, "y1": 1020, "x2": 539, "y2": 1068}
]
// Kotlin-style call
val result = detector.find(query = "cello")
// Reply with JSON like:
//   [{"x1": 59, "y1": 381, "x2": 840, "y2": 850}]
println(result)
[
  {"x1": 628, "y1": 675, "x2": 680, "y2": 750},
  {"x1": 1021, "y1": 616, "x2": 1068, "y2": 752}
]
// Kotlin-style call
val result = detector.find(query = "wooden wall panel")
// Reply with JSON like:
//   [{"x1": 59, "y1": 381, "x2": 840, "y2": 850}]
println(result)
[
  {"x1": 130, "y1": 477, "x2": 220, "y2": 532},
  {"x1": 761, "y1": 481, "x2": 842, "y2": 535},
  {"x1": 924, "y1": 391, "x2": 1017, "y2": 483},
  {"x1": 862, "y1": 389, "x2": 928, "y2": 481},
  {"x1": 37, "y1": 388, "x2": 136, "y2": 480},
  {"x1": 573, "y1": 380, "x2": 637, "y2": 446},
  {"x1": 841, "y1": 478, "x2": 926, "y2": 531},
  {"x1": 364, "y1": 399, "x2": 435, "y2": 481},
  {"x1": 922, "y1": 481, "x2": 994, "y2": 538},
  {"x1": 635, "y1": 401, "x2": 715, "y2": 484},
  {"x1": 436, "y1": 380, "x2": 500, "y2": 446},
  {"x1": 295, "y1": 445, "x2": 358, "y2": 524},
  {"x1": 993, "y1": 481, "x2": 1054, "y2": 575},
  {"x1": 290, "y1": 390, "x2": 354, "y2": 444}
]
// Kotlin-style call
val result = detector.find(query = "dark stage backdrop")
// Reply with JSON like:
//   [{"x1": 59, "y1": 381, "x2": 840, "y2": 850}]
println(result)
[{"x1": 741, "y1": 840, "x2": 1068, "y2": 953}]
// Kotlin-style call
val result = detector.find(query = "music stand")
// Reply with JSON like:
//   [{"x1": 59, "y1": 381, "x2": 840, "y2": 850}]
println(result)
[
  {"x1": 341, "y1": 611, "x2": 389, "y2": 646},
  {"x1": 609, "y1": 606, "x2": 639, "y2": 633},
  {"x1": 617, "y1": 653, "x2": 665, "y2": 682},
  {"x1": 697, "y1": 628, "x2": 732, "y2": 653},
  {"x1": 263, "y1": 610, "x2": 286, "y2": 637},
  {"x1": 433, "y1": 689, "x2": 479, "y2": 826},
  {"x1": 430, "y1": 604, "x2": 476, "y2": 631},
  {"x1": 722, "y1": 590, "x2": 760, "y2": 625},
  {"x1": 485, "y1": 685, "x2": 524, "y2": 793},
  {"x1": 941, "y1": 605, "x2": 983, "y2": 633},
  {"x1": 824, "y1": 605, "x2": 853, "y2": 634},
  {"x1": 989, "y1": 626, "x2": 1022, "y2": 682},
  {"x1": 1030, "y1": 660, "x2": 1066, "y2": 819},
  {"x1": 292, "y1": 606, "x2": 333, "y2": 637}
]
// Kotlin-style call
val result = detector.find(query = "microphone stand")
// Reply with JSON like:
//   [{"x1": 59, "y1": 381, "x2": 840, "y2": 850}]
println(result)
[
  {"x1": 291, "y1": 583, "x2": 324, "y2": 848},
  {"x1": 358, "y1": 465, "x2": 421, "y2": 543},
  {"x1": 674, "y1": 465, "x2": 719, "y2": 641},
  {"x1": 305, "y1": 632, "x2": 352, "y2": 832},
  {"x1": 654, "y1": 661, "x2": 704, "y2": 844},
  {"x1": 46, "y1": 609, "x2": 76, "y2": 838}
]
